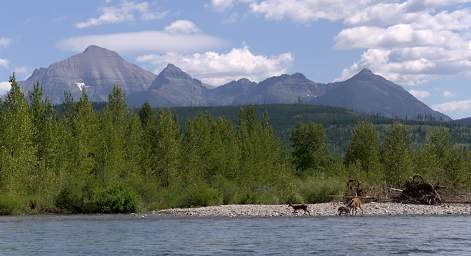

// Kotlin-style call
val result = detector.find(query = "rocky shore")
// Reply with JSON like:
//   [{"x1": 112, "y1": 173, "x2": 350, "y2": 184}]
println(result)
[{"x1": 158, "y1": 202, "x2": 471, "y2": 217}]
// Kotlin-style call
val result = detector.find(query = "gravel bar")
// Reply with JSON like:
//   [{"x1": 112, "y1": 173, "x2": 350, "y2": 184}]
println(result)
[{"x1": 158, "y1": 202, "x2": 471, "y2": 217}]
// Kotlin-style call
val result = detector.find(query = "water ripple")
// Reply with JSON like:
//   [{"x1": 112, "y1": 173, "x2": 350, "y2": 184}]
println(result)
[{"x1": 0, "y1": 215, "x2": 470, "y2": 255}]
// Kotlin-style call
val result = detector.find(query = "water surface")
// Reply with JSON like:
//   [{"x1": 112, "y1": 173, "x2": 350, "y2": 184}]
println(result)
[{"x1": 0, "y1": 215, "x2": 469, "y2": 255}]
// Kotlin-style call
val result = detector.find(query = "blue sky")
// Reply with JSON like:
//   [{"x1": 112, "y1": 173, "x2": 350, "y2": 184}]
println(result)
[{"x1": 1, "y1": 0, "x2": 471, "y2": 118}]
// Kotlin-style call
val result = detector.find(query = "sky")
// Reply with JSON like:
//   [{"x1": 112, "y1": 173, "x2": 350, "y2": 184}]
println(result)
[{"x1": 1, "y1": 0, "x2": 471, "y2": 119}]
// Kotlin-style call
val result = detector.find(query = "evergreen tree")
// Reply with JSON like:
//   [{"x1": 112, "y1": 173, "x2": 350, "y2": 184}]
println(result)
[{"x1": 139, "y1": 102, "x2": 153, "y2": 127}]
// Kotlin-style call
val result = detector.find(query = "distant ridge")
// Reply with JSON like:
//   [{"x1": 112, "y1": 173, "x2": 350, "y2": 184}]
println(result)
[
  {"x1": 21, "y1": 45, "x2": 451, "y2": 121},
  {"x1": 311, "y1": 69, "x2": 450, "y2": 121}
]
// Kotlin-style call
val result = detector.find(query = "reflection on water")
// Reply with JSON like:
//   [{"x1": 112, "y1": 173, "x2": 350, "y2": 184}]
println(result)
[{"x1": 0, "y1": 215, "x2": 469, "y2": 255}]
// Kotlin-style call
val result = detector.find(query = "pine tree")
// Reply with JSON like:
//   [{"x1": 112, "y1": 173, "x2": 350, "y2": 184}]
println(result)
[{"x1": 139, "y1": 102, "x2": 153, "y2": 128}]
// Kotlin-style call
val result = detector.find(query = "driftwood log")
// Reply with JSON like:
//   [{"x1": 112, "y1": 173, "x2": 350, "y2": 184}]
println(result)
[{"x1": 392, "y1": 175, "x2": 441, "y2": 205}]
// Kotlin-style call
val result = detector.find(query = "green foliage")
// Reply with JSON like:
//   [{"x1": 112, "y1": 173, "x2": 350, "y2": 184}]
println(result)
[
  {"x1": 2, "y1": 78, "x2": 471, "y2": 215},
  {"x1": 290, "y1": 123, "x2": 330, "y2": 175},
  {"x1": 175, "y1": 182, "x2": 223, "y2": 208},
  {"x1": 299, "y1": 176, "x2": 344, "y2": 203},
  {"x1": 54, "y1": 183, "x2": 86, "y2": 213},
  {"x1": 92, "y1": 182, "x2": 141, "y2": 213},
  {"x1": 382, "y1": 123, "x2": 413, "y2": 186},
  {"x1": 55, "y1": 181, "x2": 141, "y2": 214},
  {"x1": 0, "y1": 195, "x2": 23, "y2": 215},
  {"x1": 345, "y1": 121, "x2": 382, "y2": 183},
  {"x1": 0, "y1": 74, "x2": 36, "y2": 195}
]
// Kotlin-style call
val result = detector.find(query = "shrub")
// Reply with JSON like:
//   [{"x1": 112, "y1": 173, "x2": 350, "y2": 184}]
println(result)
[
  {"x1": 299, "y1": 175, "x2": 344, "y2": 203},
  {"x1": 233, "y1": 191, "x2": 260, "y2": 204},
  {"x1": 0, "y1": 195, "x2": 22, "y2": 215},
  {"x1": 54, "y1": 186, "x2": 84, "y2": 213},
  {"x1": 211, "y1": 175, "x2": 239, "y2": 204},
  {"x1": 55, "y1": 182, "x2": 141, "y2": 214},
  {"x1": 92, "y1": 183, "x2": 141, "y2": 213},
  {"x1": 233, "y1": 186, "x2": 280, "y2": 204},
  {"x1": 176, "y1": 183, "x2": 222, "y2": 208}
]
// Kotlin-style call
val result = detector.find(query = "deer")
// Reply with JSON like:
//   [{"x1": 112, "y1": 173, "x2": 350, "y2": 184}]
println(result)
[
  {"x1": 288, "y1": 203, "x2": 310, "y2": 215},
  {"x1": 337, "y1": 205, "x2": 350, "y2": 216},
  {"x1": 347, "y1": 196, "x2": 363, "y2": 215}
]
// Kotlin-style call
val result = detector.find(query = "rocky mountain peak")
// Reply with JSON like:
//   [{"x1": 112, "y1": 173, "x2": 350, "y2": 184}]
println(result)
[
  {"x1": 82, "y1": 45, "x2": 119, "y2": 57},
  {"x1": 158, "y1": 64, "x2": 192, "y2": 80},
  {"x1": 349, "y1": 68, "x2": 382, "y2": 81}
]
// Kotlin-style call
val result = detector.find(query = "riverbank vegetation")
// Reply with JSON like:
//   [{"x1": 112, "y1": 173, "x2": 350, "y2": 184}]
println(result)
[{"x1": 1, "y1": 75, "x2": 471, "y2": 214}]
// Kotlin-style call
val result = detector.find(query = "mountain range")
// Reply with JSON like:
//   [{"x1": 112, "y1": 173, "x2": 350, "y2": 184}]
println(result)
[{"x1": 20, "y1": 45, "x2": 451, "y2": 121}]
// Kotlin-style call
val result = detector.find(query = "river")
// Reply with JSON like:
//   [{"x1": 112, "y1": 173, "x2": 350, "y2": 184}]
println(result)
[{"x1": 0, "y1": 215, "x2": 469, "y2": 255}]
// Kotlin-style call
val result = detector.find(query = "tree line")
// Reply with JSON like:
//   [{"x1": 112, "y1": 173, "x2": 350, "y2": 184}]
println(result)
[{"x1": 0, "y1": 75, "x2": 470, "y2": 214}]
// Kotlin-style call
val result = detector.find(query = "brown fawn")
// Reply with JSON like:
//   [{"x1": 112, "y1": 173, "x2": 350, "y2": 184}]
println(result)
[
  {"x1": 337, "y1": 205, "x2": 350, "y2": 216},
  {"x1": 288, "y1": 203, "x2": 310, "y2": 215}
]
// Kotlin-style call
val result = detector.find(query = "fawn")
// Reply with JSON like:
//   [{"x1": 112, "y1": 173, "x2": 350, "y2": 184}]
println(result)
[
  {"x1": 288, "y1": 203, "x2": 310, "y2": 215},
  {"x1": 337, "y1": 205, "x2": 350, "y2": 216},
  {"x1": 347, "y1": 197, "x2": 363, "y2": 215}
]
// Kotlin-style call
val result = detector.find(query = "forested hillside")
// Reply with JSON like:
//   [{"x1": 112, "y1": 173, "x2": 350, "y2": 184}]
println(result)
[
  {"x1": 1, "y1": 75, "x2": 471, "y2": 215},
  {"x1": 168, "y1": 105, "x2": 471, "y2": 153}
]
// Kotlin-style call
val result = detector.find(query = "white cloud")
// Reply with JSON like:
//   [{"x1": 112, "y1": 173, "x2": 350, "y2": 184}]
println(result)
[
  {"x1": 0, "y1": 37, "x2": 10, "y2": 71},
  {"x1": 443, "y1": 90, "x2": 454, "y2": 97},
  {"x1": 335, "y1": 25, "x2": 465, "y2": 50},
  {"x1": 58, "y1": 30, "x2": 226, "y2": 53},
  {"x1": 409, "y1": 89, "x2": 431, "y2": 100},
  {"x1": 0, "y1": 58, "x2": 9, "y2": 69},
  {"x1": 222, "y1": 0, "x2": 471, "y2": 86},
  {"x1": 249, "y1": 0, "x2": 371, "y2": 22},
  {"x1": 211, "y1": 0, "x2": 236, "y2": 11},
  {"x1": 239, "y1": 0, "x2": 471, "y2": 24},
  {"x1": 76, "y1": 0, "x2": 166, "y2": 29},
  {"x1": 165, "y1": 20, "x2": 200, "y2": 34},
  {"x1": 0, "y1": 37, "x2": 11, "y2": 48},
  {"x1": 137, "y1": 46, "x2": 294, "y2": 85},
  {"x1": 0, "y1": 81, "x2": 10, "y2": 95},
  {"x1": 210, "y1": 0, "x2": 254, "y2": 11},
  {"x1": 337, "y1": 8, "x2": 471, "y2": 84},
  {"x1": 434, "y1": 100, "x2": 471, "y2": 113}
]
